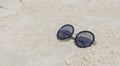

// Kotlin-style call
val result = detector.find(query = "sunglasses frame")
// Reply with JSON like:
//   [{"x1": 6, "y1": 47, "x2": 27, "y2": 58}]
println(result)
[
  {"x1": 74, "y1": 31, "x2": 95, "y2": 48},
  {"x1": 57, "y1": 24, "x2": 95, "y2": 48},
  {"x1": 57, "y1": 24, "x2": 75, "y2": 40}
]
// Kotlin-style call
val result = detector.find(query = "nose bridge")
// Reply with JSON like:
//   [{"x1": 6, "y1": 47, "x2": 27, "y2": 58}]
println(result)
[{"x1": 72, "y1": 33, "x2": 77, "y2": 39}]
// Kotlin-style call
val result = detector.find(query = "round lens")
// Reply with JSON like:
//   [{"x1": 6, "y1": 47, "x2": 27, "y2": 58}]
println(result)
[
  {"x1": 57, "y1": 24, "x2": 74, "y2": 40},
  {"x1": 75, "y1": 31, "x2": 95, "y2": 48}
]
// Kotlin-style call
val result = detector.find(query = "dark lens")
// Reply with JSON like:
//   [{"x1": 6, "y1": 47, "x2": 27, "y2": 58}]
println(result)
[
  {"x1": 57, "y1": 24, "x2": 74, "y2": 40},
  {"x1": 75, "y1": 31, "x2": 95, "y2": 48}
]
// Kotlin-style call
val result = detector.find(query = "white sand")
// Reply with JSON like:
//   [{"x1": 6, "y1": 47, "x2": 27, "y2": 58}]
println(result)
[{"x1": 0, "y1": 0, "x2": 120, "y2": 66}]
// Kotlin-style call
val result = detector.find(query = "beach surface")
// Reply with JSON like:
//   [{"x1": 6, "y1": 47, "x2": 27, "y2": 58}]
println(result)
[{"x1": 0, "y1": 0, "x2": 120, "y2": 66}]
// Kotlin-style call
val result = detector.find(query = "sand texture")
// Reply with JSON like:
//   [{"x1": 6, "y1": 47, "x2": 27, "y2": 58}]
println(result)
[{"x1": 0, "y1": 0, "x2": 120, "y2": 66}]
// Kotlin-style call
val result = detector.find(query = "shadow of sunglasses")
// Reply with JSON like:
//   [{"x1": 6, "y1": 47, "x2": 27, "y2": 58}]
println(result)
[{"x1": 57, "y1": 24, "x2": 95, "y2": 48}]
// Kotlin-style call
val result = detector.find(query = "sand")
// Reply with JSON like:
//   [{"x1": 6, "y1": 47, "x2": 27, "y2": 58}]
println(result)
[{"x1": 0, "y1": 0, "x2": 120, "y2": 66}]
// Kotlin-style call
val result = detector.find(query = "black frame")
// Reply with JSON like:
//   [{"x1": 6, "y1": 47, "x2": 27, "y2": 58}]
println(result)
[
  {"x1": 75, "y1": 31, "x2": 95, "y2": 48},
  {"x1": 57, "y1": 24, "x2": 95, "y2": 48},
  {"x1": 57, "y1": 24, "x2": 74, "y2": 40}
]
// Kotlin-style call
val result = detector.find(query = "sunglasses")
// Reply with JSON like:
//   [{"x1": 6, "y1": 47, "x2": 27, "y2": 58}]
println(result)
[{"x1": 57, "y1": 24, "x2": 95, "y2": 48}]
